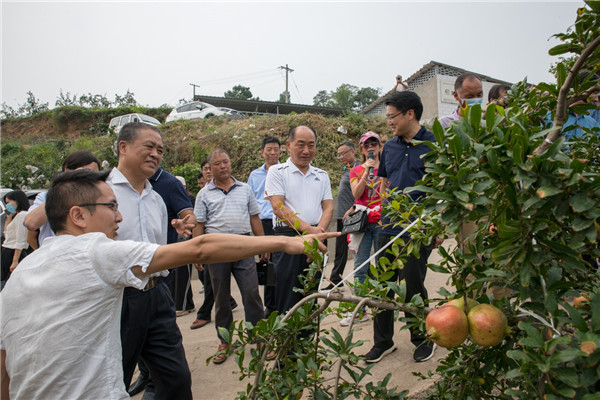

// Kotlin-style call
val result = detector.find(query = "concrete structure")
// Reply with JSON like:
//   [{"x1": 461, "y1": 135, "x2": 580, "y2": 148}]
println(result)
[{"x1": 361, "y1": 61, "x2": 512, "y2": 126}]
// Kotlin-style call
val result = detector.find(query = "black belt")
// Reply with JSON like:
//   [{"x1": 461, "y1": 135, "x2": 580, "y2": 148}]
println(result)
[{"x1": 143, "y1": 276, "x2": 161, "y2": 291}]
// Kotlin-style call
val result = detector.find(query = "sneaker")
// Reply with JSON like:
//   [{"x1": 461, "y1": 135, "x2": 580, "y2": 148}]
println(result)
[
  {"x1": 363, "y1": 345, "x2": 396, "y2": 363},
  {"x1": 413, "y1": 342, "x2": 436, "y2": 362},
  {"x1": 339, "y1": 312, "x2": 369, "y2": 327}
]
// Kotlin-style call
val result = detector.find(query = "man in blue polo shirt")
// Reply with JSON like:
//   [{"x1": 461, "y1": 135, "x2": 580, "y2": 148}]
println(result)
[
  {"x1": 247, "y1": 136, "x2": 281, "y2": 316},
  {"x1": 363, "y1": 91, "x2": 436, "y2": 364}
]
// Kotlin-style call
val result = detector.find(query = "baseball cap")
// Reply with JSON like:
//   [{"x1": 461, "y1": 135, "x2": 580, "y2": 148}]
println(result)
[{"x1": 359, "y1": 131, "x2": 381, "y2": 144}]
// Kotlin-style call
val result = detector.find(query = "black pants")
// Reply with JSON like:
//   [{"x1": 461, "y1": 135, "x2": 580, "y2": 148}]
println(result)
[
  {"x1": 329, "y1": 219, "x2": 349, "y2": 284},
  {"x1": 272, "y1": 230, "x2": 323, "y2": 313},
  {"x1": 196, "y1": 267, "x2": 236, "y2": 320},
  {"x1": 372, "y1": 235, "x2": 433, "y2": 350},
  {"x1": 166, "y1": 264, "x2": 195, "y2": 311},
  {"x1": 121, "y1": 280, "x2": 192, "y2": 400},
  {"x1": 261, "y1": 219, "x2": 277, "y2": 314}
]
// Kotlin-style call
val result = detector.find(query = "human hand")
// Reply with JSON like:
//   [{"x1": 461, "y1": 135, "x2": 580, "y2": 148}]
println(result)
[
  {"x1": 194, "y1": 263, "x2": 205, "y2": 271},
  {"x1": 9, "y1": 261, "x2": 18, "y2": 272},
  {"x1": 172, "y1": 214, "x2": 196, "y2": 238}
]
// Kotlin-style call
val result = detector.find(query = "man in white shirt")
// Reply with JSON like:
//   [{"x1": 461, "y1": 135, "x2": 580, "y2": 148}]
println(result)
[
  {"x1": 106, "y1": 122, "x2": 194, "y2": 399},
  {"x1": 0, "y1": 168, "x2": 336, "y2": 400},
  {"x1": 265, "y1": 125, "x2": 334, "y2": 313}
]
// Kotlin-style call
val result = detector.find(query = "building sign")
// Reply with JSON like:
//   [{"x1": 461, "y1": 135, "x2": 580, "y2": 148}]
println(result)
[{"x1": 441, "y1": 82, "x2": 455, "y2": 103}]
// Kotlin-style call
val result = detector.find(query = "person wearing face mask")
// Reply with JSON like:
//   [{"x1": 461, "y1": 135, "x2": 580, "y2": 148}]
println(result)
[
  {"x1": 438, "y1": 73, "x2": 484, "y2": 129},
  {"x1": 1, "y1": 190, "x2": 30, "y2": 287}
]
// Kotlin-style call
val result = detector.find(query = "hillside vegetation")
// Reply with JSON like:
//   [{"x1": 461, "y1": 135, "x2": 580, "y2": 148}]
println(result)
[{"x1": 1, "y1": 107, "x2": 391, "y2": 194}]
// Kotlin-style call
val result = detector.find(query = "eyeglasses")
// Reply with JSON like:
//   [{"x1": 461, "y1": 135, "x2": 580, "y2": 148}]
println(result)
[
  {"x1": 385, "y1": 111, "x2": 404, "y2": 121},
  {"x1": 337, "y1": 149, "x2": 352, "y2": 159},
  {"x1": 66, "y1": 202, "x2": 119, "y2": 214},
  {"x1": 362, "y1": 141, "x2": 379, "y2": 148}
]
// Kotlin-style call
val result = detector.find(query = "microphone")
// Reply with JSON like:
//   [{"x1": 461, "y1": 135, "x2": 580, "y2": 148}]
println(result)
[{"x1": 368, "y1": 151, "x2": 374, "y2": 179}]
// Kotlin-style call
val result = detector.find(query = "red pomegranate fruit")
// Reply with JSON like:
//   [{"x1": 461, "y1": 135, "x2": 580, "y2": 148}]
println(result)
[
  {"x1": 426, "y1": 305, "x2": 469, "y2": 348},
  {"x1": 467, "y1": 304, "x2": 509, "y2": 347}
]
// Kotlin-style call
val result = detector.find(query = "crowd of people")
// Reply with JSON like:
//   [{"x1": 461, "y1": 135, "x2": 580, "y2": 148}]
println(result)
[{"x1": 1, "y1": 71, "x2": 599, "y2": 400}]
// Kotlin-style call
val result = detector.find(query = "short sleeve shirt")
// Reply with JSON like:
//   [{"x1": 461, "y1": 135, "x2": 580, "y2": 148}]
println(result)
[
  {"x1": 247, "y1": 163, "x2": 277, "y2": 220},
  {"x1": 0, "y1": 233, "x2": 159, "y2": 400},
  {"x1": 378, "y1": 127, "x2": 434, "y2": 235},
  {"x1": 194, "y1": 178, "x2": 259, "y2": 234},
  {"x1": 335, "y1": 160, "x2": 360, "y2": 219},
  {"x1": 149, "y1": 167, "x2": 193, "y2": 244},
  {"x1": 264, "y1": 158, "x2": 333, "y2": 228},
  {"x1": 29, "y1": 191, "x2": 55, "y2": 246}
]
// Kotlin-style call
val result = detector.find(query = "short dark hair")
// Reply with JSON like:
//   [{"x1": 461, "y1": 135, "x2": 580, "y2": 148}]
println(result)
[
  {"x1": 62, "y1": 150, "x2": 100, "y2": 171},
  {"x1": 4, "y1": 190, "x2": 30, "y2": 213},
  {"x1": 201, "y1": 160, "x2": 209, "y2": 169},
  {"x1": 262, "y1": 136, "x2": 281, "y2": 149},
  {"x1": 488, "y1": 84, "x2": 511, "y2": 102},
  {"x1": 384, "y1": 91, "x2": 424, "y2": 121},
  {"x1": 197, "y1": 172, "x2": 203, "y2": 179},
  {"x1": 288, "y1": 125, "x2": 317, "y2": 142},
  {"x1": 454, "y1": 73, "x2": 482, "y2": 92},
  {"x1": 46, "y1": 169, "x2": 111, "y2": 233},
  {"x1": 207, "y1": 148, "x2": 229, "y2": 165},
  {"x1": 117, "y1": 122, "x2": 162, "y2": 157},
  {"x1": 338, "y1": 141, "x2": 355, "y2": 150}
]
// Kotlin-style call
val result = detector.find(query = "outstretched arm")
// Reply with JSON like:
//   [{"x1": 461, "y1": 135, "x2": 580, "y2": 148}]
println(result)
[{"x1": 135, "y1": 231, "x2": 340, "y2": 277}]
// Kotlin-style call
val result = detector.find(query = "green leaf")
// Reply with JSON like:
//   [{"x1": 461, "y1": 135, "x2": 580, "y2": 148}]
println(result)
[
  {"x1": 454, "y1": 190, "x2": 469, "y2": 203},
  {"x1": 432, "y1": 119, "x2": 445, "y2": 145},
  {"x1": 548, "y1": 43, "x2": 572, "y2": 56},
  {"x1": 536, "y1": 186, "x2": 562, "y2": 199},
  {"x1": 570, "y1": 193, "x2": 596, "y2": 212},
  {"x1": 556, "y1": 62, "x2": 567, "y2": 88},
  {"x1": 549, "y1": 348, "x2": 585, "y2": 364}
]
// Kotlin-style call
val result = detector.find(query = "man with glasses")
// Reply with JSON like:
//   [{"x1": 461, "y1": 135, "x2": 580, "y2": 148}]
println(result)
[
  {"x1": 107, "y1": 122, "x2": 195, "y2": 400},
  {"x1": 326, "y1": 141, "x2": 359, "y2": 288},
  {"x1": 363, "y1": 91, "x2": 436, "y2": 364},
  {"x1": 1, "y1": 168, "x2": 337, "y2": 400}
]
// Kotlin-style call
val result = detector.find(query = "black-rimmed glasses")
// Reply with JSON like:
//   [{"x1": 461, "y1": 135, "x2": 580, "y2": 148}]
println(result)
[{"x1": 66, "y1": 202, "x2": 119, "y2": 214}]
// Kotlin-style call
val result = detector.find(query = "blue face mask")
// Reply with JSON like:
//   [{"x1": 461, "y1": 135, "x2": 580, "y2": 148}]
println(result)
[
  {"x1": 5, "y1": 203, "x2": 16, "y2": 214},
  {"x1": 463, "y1": 97, "x2": 483, "y2": 107}
]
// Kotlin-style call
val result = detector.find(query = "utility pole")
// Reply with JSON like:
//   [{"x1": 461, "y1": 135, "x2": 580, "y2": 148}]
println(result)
[
  {"x1": 278, "y1": 64, "x2": 294, "y2": 103},
  {"x1": 190, "y1": 83, "x2": 201, "y2": 101}
]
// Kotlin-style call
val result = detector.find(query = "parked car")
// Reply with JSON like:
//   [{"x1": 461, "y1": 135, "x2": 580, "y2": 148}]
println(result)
[
  {"x1": 219, "y1": 107, "x2": 245, "y2": 119},
  {"x1": 108, "y1": 113, "x2": 160, "y2": 135},
  {"x1": 165, "y1": 101, "x2": 226, "y2": 124}
]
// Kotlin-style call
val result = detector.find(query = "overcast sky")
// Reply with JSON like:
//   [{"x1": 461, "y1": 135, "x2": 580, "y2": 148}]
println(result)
[{"x1": 1, "y1": 1, "x2": 584, "y2": 110}]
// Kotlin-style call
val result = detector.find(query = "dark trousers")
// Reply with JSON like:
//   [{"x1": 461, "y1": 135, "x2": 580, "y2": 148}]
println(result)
[
  {"x1": 208, "y1": 256, "x2": 264, "y2": 343},
  {"x1": 261, "y1": 219, "x2": 277, "y2": 314},
  {"x1": 121, "y1": 281, "x2": 192, "y2": 400},
  {"x1": 372, "y1": 234, "x2": 433, "y2": 350},
  {"x1": 196, "y1": 267, "x2": 236, "y2": 321},
  {"x1": 170, "y1": 264, "x2": 195, "y2": 311},
  {"x1": 329, "y1": 219, "x2": 349, "y2": 284},
  {"x1": 272, "y1": 231, "x2": 322, "y2": 313}
]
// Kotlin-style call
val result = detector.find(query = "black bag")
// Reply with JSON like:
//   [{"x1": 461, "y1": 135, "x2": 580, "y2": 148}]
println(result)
[
  {"x1": 256, "y1": 260, "x2": 275, "y2": 286},
  {"x1": 341, "y1": 209, "x2": 368, "y2": 234}
]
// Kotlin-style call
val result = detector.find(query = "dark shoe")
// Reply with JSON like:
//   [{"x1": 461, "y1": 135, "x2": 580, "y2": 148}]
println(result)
[
  {"x1": 190, "y1": 319, "x2": 211, "y2": 330},
  {"x1": 213, "y1": 343, "x2": 230, "y2": 364},
  {"x1": 413, "y1": 342, "x2": 436, "y2": 362},
  {"x1": 127, "y1": 374, "x2": 149, "y2": 396},
  {"x1": 363, "y1": 345, "x2": 396, "y2": 363}
]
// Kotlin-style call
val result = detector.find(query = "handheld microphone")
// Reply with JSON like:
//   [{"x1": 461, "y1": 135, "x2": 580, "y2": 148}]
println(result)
[{"x1": 368, "y1": 151, "x2": 374, "y2": 179}]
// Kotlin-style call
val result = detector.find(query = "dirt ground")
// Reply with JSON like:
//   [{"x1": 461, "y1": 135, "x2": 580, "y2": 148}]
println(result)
[{"x1": 132, "y1": 240, "x2": 455, "y2": 400}]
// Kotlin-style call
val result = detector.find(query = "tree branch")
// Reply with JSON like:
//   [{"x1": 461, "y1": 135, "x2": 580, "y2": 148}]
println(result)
[{"x1": 534, "y1": 34, "x2": 600, "y2": 155}]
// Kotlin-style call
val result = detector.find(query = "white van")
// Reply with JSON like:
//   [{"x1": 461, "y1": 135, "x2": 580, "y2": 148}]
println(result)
[{"x1": 108, "y1": 113, "x2": 160, "y2": 135}]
